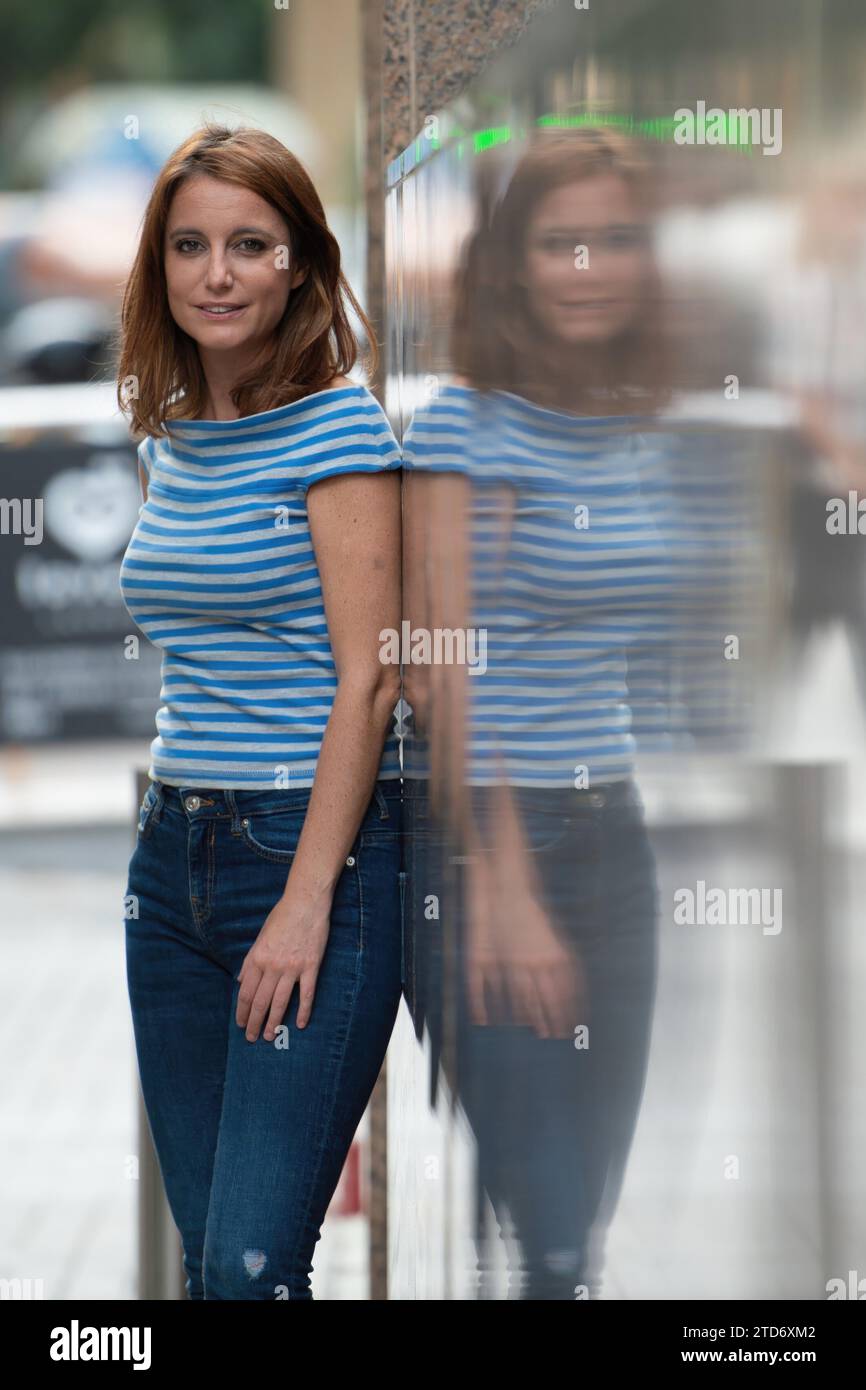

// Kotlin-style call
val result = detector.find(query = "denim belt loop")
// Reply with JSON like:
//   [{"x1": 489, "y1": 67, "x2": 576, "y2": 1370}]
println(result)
[
  {"x1": 151, "y1": 780, "x2": 166, "y2": 826},
  {"x1": 373, "y1": 784, "x2": 389, "y2": 820},
  {"x1": 225, "y1": 788, "x2": 241, "y2": 832}
]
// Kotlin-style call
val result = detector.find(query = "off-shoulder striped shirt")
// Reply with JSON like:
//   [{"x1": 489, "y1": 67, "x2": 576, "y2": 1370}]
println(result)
[
  {"x1": 119, "y1": 383, "x2": 402, "y2": 789},
  {"x1": 401, "y1": 384, "x2": 674, "y2": 787}
]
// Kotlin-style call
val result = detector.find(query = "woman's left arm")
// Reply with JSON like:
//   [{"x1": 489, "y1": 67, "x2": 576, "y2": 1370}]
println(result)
[{"x1": 235, "y1": 469, "x2": 402, "y2": 1042}]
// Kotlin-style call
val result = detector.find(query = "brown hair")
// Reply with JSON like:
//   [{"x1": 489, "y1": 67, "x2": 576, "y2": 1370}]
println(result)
[
  {"x1": 450, "y1": 125, "x2": 670, "y2": 414},
  {"x1": 115, "y1": 122, "x2": 377, "y2": 437}
]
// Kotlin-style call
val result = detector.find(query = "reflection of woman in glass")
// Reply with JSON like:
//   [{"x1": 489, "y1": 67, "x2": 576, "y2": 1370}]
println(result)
[{"x1": 402, "y1": 128, "x2": 671, "y2": 1298}]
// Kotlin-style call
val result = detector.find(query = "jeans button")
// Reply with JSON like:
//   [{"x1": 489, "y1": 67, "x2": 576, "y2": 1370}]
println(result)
[
  {"x1": 185, "y1": 795, "x2": 201, "y2": 812},
  {"x1": 346, "y1": 855, "x2": 356, "y2": 867}
]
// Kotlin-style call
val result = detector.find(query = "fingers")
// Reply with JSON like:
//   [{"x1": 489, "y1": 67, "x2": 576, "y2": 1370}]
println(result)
[
  {"x1": 476, "y1": 958, "x2": 513, "y2": 1028},
  {"x1": 471, "y1": 954, "x2": 583, "y2": 1036},
  {"x1": 551, "y1": 956, "x2": 583, "y2": 1038},
  {"x1": 529, "y1": 967, "x2": 576, "y2": 1039},
  {"x1": 238, "y1": 967, "x2": 323, "y2": 1041},
  {"x1": 264, "y1": 975, "x2": 297, "y2": 1041},
  {"x1": 237, "y1": 968, "x2": 298, "y2": 1042},
  {"x1": 511, "y1": 970, "x2": 542, "y2": 1034},
  {"x1": 235, "y1": 959, "x2": 263, "y2": 1031},
  {"x1": 467, "y1": 957, "x2": 492, "y2": 1026},
  {"x1": 295, "y1": 971, "x2": 318, "y2": 1030},
  {"x1": 496, "y1": 946, "x2": 584, "y2": 1038},
  {"x1": 241, "y1": 969, "x2": 285, "y2": 1043}
]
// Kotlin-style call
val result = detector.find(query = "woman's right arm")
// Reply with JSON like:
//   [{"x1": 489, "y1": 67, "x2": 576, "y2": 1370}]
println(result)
[{"x1": 414, "y1": 442, "x2": 583, "y2": 1039}]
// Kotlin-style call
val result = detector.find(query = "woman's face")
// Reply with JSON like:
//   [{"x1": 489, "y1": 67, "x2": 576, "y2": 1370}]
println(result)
[
  {"x1": 164, "y1": 173, "x2": 304, "y2": 358},
  {"x1": 522, "y1": 173, "x2": 650, "y2": 346}
]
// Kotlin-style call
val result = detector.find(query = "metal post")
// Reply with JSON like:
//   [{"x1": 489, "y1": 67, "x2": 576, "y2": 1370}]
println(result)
[{"x1": 133, "y1": 768, "x2": 186, "y2": 1301}]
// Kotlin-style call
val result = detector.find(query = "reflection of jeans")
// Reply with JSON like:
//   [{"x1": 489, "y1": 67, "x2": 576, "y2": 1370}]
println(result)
[
  {"x1": 789, "y1": 478, "x2": 866, "y2": 708},
  {"x1": 125, "y1": 778, "x2": 402, "y2": 1300},
  {"x1": 404, "y1": 777, "x2": 658, "y2": 1300}
]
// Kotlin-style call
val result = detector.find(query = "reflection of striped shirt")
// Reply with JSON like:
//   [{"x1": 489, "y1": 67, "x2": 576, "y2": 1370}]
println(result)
[
  {"x1": 401, "y1": 385, "x2": 673, "y2": 787},
  {"x1": 119, "y1": 384, "x2": 402, "y2": 789}
]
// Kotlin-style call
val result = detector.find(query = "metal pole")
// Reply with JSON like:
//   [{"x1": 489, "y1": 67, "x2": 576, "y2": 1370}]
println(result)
[{"x1": 133, "y1": 768, "x2": 185, "y2": 1301}]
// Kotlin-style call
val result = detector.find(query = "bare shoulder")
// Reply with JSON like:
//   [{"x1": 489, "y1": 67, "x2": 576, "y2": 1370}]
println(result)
[{"x1": 325, "y1": 374, "x2": 357, "y2": 390}]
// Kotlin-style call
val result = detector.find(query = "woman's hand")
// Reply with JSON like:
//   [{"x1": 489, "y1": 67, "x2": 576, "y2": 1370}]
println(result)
[
  {"x1": 464, "y1": 854, "x2": 587, "y2": 1040},
  {"x1": 236, "y1": 889, "x2": 331, "y2": 1041}
]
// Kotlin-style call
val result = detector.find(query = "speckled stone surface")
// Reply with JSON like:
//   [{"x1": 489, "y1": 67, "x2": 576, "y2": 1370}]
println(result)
[
  {"x1": 382, "y1": 0, "x2": 555, "y2": 162},
  {"x1": 363, "y1": 0, "x2": 660, "y2": 379},
  {"x1": 364, "y1": 0, "x2": 556, "y2": 392}
]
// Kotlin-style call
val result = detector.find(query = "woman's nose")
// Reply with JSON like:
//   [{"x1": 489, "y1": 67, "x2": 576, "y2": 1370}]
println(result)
[{"x1": 204, "y1": 253, "x2": 233, "y2": 289}]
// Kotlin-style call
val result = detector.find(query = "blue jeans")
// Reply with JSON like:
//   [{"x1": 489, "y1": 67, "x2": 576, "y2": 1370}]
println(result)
[
  {"x1": 124, "y1": 777, "x2": 403, "y2": 1300},
  {"x1": 402, "y1": 776, "x2": 658, "y2": 1299}
]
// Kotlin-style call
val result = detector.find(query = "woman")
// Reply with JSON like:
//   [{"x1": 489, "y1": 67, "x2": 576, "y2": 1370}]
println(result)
[
  {"x1": 117, "y1": 123, "x2": 403, "y2": 1300},
  {"x1": 401, "y1": 127, "x2": 671, "y2": 1298}
]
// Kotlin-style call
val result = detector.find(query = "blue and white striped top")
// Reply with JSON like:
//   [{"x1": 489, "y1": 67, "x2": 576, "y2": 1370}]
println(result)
[
  {"x1": 401, "y1": 384, "x2": 673, "y2": 787},
  {"x1": 119, "y1": 383, "x2": 402, "y2": 789}
]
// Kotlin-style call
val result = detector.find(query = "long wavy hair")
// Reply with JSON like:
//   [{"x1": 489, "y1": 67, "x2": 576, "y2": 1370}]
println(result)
[
  {"x1": 115, "y1": 122, "x2": 376, "y2": 438},
  {"x1": 451, "y1": 125, "x2": 670, "y2": 414}
]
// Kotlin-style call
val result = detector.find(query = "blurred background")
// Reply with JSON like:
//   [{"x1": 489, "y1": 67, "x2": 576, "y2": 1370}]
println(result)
[{"x1": 2, "y1": 0, "x2": 865, "y2": 1301}]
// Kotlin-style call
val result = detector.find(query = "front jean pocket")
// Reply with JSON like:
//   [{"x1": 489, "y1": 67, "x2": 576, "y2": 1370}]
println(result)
[
  {"x1": 469, "y1": 787, "x2": 573, "y2": 857},
  {"x1": 137, "y1": 783, "x2": 159, "y2": 840},
  {"x1": 237, "y1": 809, "x2": 306, "y2": 863},
  {"x1": 510, "y1": 793, "x2": 573, "y2": 855}
]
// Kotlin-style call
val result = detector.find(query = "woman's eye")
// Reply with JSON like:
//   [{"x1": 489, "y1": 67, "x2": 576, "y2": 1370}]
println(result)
[
  {"x1": 540, "y1": 235, "x2": 574, "y2": 253},
  {"x1": 176, "y1": 238, "x2": 201, "y2": 254},
  {"x1": 237, "y1": 238, "x2": 265, "y2": 253},
  {"x1": 604, "y1": 227, "x2": 647, "y2": 250}
]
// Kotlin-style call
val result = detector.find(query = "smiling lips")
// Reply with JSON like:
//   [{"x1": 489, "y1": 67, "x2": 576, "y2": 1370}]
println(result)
[
  {"x1": 557, "y1": 299, "x2": 616, "y2": 311},
  {"x1": 196, "y1": 303, "x2": 248, "y2": 318}
]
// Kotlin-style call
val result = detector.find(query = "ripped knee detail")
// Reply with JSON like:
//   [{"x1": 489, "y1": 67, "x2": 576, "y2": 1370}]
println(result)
[{"x1": 242, "y1": 1248, "x2": 268, "y2": 1280}]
